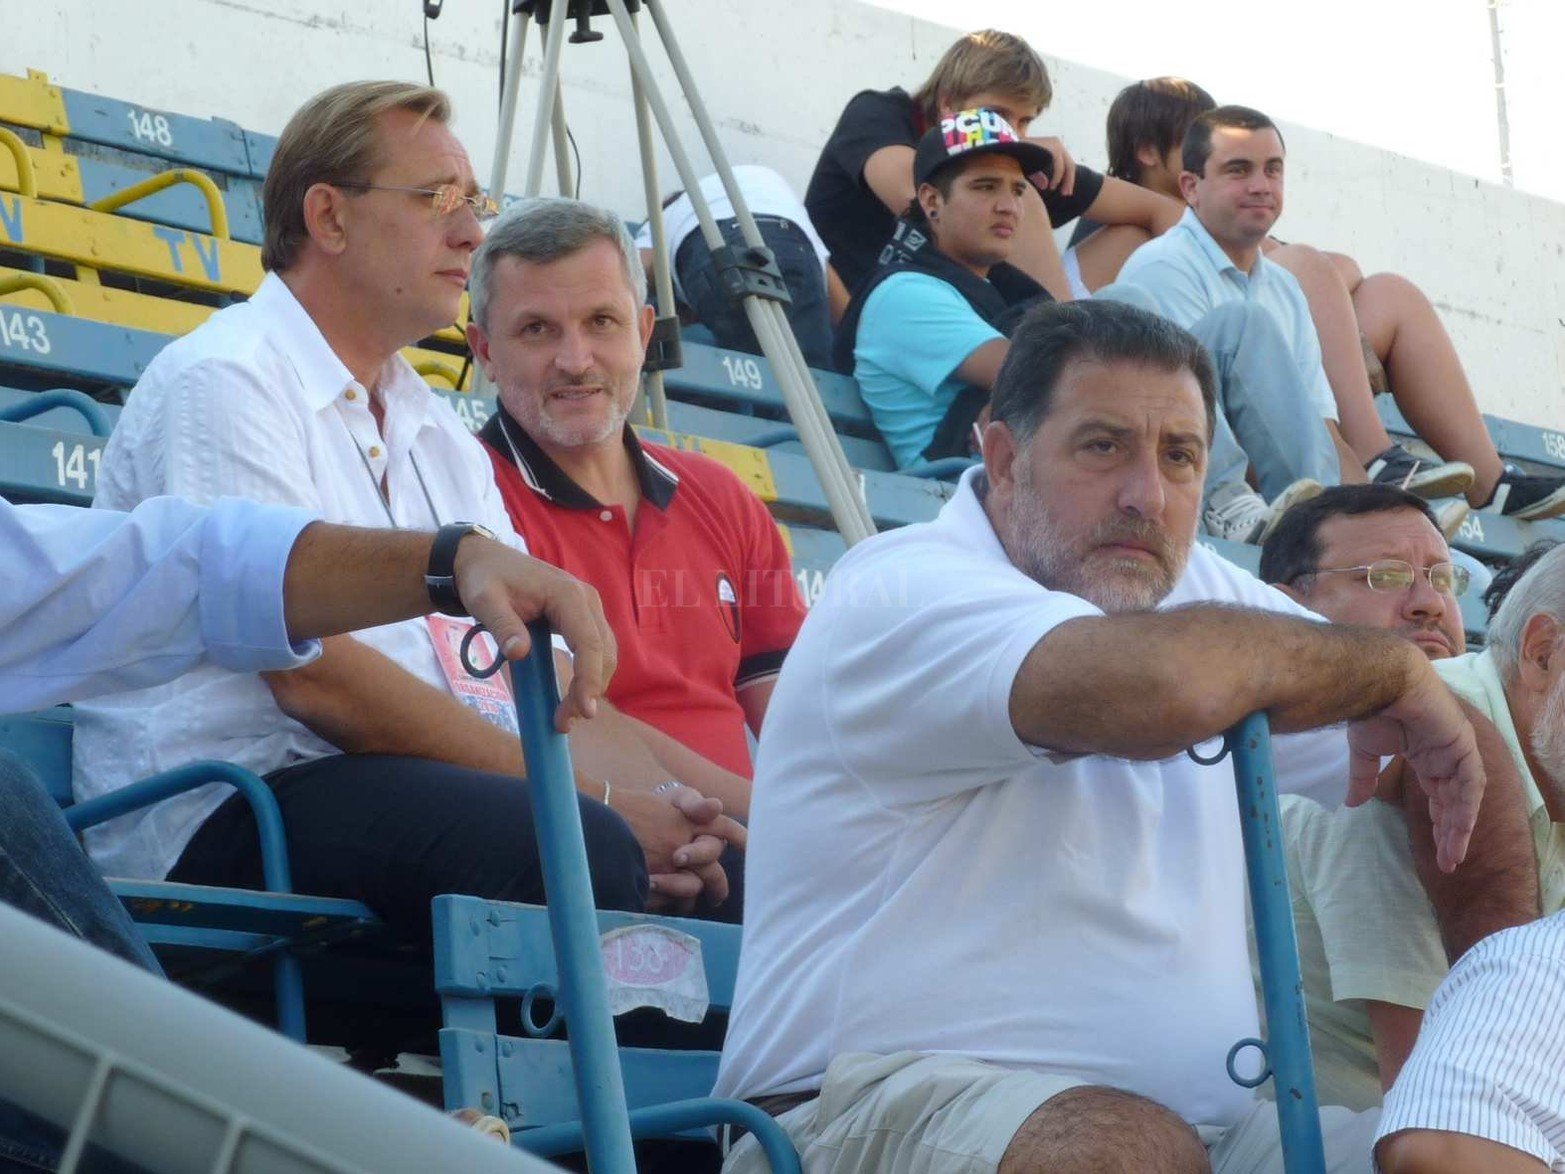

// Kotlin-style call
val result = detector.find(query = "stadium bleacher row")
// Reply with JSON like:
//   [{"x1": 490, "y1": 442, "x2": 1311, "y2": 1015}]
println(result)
[{"x1": 2, "y1": 63, "x2": 1562, "y2": 1169}]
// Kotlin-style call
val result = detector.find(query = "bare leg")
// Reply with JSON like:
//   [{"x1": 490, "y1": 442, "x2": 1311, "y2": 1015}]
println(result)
[
  {"x1": 1326, "y1": 250, "x2": 1364, "y2": 291},
  {"x1": 1377, "y1": 1130, "x2": 1549, "y2": 1173},
  {"x1": 998, "y1": 1085, "x2": 1210, "y2": 1174},
  {"x1": 1270, "y1": 243, "x2": 1391, "y2": 463},
  {"x1": 1353, "y1": 272, "x2": 1506, "y2": 504},
  {"x1": 1327, "y1": 420, "x2": 1364, "y2": 483},
  {"x1": 1074, "y1": 224, "x2": 1152, "y2": 292},
  {"x1": 1012, "y1": 186, "x2": 1072, "y2": 302}
]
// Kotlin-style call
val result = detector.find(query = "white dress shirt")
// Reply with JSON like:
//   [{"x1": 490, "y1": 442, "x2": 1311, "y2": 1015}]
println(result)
[
  {"x1": 1377, "y1": 912, "x2": 1565, "y2": 1171},
  {"x1": 72, "y1": 273, "x2": 524, "y2": 881},
  {"x1": 1, "y1": 495, "x2": 317, "y2": 712}
]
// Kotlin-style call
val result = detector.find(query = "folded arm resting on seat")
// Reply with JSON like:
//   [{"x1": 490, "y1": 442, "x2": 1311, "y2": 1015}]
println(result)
[{"x1": 1010, "y1": 604, "x2": 1484, "y2": 870}]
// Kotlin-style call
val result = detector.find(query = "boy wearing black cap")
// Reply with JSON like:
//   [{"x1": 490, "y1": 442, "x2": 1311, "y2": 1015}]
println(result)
[{"x1": 836, "y1": 108, "x2": 1055, "y2": 467}]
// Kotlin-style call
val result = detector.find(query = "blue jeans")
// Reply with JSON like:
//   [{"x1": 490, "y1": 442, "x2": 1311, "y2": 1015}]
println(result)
[
  {"x1": 1095, "y1": 287, "x2": 1341, "y2": 501},
  {"x1": 0, "y1": 753, "x2": 157, "y2": 1171},
  {"x1": 675, "y1": 215, "x2": 833, "y2": 371}
]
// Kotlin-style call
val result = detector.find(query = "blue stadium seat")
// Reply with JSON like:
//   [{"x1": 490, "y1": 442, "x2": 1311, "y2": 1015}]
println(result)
[
  {"x1": 435, "y1": 896, "x2": 754, "y2": 1157},
  {"x1": 0, "y1": 708, "x2": 392, "y2": 1043}
]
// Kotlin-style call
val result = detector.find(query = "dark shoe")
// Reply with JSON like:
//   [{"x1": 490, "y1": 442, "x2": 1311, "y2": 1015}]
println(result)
[
  {"x1": 1483, "y1": 465, "x2": 1565, "y2": 521},
  {"x1": 1365, "y1": 444, "x2": 1475, "y2": 500}
]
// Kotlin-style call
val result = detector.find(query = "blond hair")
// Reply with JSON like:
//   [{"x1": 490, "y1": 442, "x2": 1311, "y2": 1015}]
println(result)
[
  {"x1": 910, "y1": 30, "x2": 1052, "y2": 125},
  {"x1": 261, "y1": 81, "x2": 451, "y2": 272}
]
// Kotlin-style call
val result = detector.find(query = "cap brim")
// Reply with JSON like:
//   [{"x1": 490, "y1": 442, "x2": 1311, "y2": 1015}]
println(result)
[{"x1": 923, "y1": 140, "x2": 1057, "y2": 191}]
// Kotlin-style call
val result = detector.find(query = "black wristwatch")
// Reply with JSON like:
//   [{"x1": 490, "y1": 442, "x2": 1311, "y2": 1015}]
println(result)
[{"x1": 425, "y1": 522, "x2": 496, "y2": 616}]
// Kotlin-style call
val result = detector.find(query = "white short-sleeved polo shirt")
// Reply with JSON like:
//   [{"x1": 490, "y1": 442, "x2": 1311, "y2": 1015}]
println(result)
[{"x1": 715, "y1": 467, "x2": 1349, "y2": 1129}]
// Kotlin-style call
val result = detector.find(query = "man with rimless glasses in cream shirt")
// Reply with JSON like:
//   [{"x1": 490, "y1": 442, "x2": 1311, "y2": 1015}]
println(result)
[
  {"x1": 1257, "y1": 485, "x2": 1544, "y2": 1116},
  {"x1": 73, "y1": 81, "x2": 746, "y2": 948}
]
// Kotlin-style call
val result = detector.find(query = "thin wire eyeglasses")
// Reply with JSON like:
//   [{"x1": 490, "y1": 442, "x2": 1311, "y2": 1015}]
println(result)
[
  {"x1": 1297, "y1": 559, "x2": 1470, "y2": 597},
  {"x1": 336, "y1": 181, "x2": 500, "y2": 222}
]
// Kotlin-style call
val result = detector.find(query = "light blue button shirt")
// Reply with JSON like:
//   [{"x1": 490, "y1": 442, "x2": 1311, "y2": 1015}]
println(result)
[
  {"x1": 1, "y1": 495, "x2": 318, "y2": 711},
  {"x1": 1118, "y1": 208, "x2": 1338, "y2": 421}
]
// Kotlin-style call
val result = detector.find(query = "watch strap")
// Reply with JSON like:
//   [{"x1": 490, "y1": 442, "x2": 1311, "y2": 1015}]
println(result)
[{"x1": 425, "y1": 522, "x2": 486, "y2": 616}]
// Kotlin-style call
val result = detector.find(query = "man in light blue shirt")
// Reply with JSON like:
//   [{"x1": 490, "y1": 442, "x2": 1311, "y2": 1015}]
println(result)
[{"x1": 1117, "y1": 105, "x2": 1417, "y2": 544}]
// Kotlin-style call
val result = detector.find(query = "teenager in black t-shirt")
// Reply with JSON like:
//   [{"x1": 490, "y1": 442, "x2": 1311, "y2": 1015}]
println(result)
[{"x1": 804, "y1": 29, "x2": 1182, "y2": 299}]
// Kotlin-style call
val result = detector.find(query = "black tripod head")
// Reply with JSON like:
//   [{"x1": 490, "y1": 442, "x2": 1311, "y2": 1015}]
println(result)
[{"x1": 515, "y1": 0, "x2": 644, "y2": 43}]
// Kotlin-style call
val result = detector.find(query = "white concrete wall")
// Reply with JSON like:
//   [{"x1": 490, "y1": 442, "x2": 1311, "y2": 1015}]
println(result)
[{"x1": 5, "y1": 0, "x2": 1561, "y2": 429}]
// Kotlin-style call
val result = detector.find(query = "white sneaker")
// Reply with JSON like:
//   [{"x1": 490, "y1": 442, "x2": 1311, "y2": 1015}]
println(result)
[
  {"x1": 1204, "y1": 482, "x2": 1272, "y2": 543},
  {"x1": 1431, "y1": 498, "x2": 1471, "y2": 540},
  {"x1": 1262, "y1": 479, "x2": 1327, "y2": 541},
  {"x1": 1205, "y1": 479, "x2": 1324, "y2": 544}
]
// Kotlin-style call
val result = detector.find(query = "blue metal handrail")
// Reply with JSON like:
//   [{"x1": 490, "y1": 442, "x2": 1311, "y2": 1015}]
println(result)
[
  {"x1": 1197, "y1": 713, "x2": 1327, "y2": 1173},
  {"x1": 509, "y1": 620, "x2": 801, "y2": 1173},
  {"x1": 0, "y1": 388, "x2": 112, "y2": 437},
  {"x1": 65, "y1": 760, "x2": 306, "y2": 1040},
  {"x1": 510, "y1": 620, "x2": 638, "y2": 1173}
]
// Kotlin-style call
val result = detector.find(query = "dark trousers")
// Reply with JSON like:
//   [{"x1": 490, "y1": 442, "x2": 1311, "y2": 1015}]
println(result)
[
  {"x1": 169, "y1": 754, "x2": 650, "y2": 942},
  {"x1": 676, "y1": 215, "x2": 832, "y2": 370}
]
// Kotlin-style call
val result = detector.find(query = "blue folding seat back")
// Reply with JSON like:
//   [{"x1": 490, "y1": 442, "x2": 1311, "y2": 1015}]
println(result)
[{"x1": 434, "y1": 895, "x2": 741, "y2": 1140}]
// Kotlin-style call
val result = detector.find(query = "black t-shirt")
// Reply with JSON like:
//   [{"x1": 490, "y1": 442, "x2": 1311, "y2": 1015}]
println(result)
[
  {"x1": 1067, "y1": 216, "x2": 1103, "y2": 249},
  {"x1": 806, "y1": 86, "x2": 1106, "y2": 290}
]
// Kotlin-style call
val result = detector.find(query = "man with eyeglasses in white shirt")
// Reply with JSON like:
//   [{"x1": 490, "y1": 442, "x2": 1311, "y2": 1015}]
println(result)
[
  {"x1": 1256, "y1": 485, "x2": 1544, "y2": 1112},
  {"x1": 71, "y1": 81, "x2": 744, "y2": 952}
]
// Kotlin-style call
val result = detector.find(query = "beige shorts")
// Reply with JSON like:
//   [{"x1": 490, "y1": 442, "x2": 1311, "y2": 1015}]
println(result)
[
  {"x1": 723, "y1": 1051, "x2": 1381, "y2": 1174},
  {"x1": 723, "y1": 1052, "x2": 1083, "y2": 1174}
]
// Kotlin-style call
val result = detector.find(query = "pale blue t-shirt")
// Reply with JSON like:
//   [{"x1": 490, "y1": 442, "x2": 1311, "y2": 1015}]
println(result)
[{"x1": 852, "y1": 271, "x2": 1003, "y2": 468}]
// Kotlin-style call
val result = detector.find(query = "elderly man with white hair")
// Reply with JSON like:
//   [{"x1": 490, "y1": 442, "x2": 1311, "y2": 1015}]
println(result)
[{"x1": 1374, "y1": 542, "x2": 1565, "y2": 1173}]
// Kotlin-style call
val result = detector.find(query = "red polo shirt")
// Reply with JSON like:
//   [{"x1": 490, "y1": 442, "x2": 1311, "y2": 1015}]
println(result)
[{"x1": 481, "y1": 407, "x2": 805, "y2": 778}]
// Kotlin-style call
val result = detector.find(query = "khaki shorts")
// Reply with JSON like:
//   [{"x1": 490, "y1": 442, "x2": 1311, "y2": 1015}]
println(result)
[{"x1": 723, "y1": 1051, "x2": 1381, "y2": 1174}]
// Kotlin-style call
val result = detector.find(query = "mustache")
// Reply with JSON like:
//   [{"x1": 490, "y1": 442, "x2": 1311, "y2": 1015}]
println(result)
[{"x1": 1088, "y1": 516, "x2": 1176, "y2": 563}]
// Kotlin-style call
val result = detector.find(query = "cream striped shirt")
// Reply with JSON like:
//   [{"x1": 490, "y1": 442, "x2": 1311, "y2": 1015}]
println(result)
[{"x1": 1377, "y1": 911, "x2": 1565, "y2": 1170}]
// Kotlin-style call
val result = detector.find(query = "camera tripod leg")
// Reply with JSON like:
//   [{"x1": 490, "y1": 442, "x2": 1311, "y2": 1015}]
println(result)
[
  {"x1": 602, "y1": 0, "x2": 876, "y2": 544},
  {"x1": 523, "y1": 6, "x2": 569, "y2": 197}
]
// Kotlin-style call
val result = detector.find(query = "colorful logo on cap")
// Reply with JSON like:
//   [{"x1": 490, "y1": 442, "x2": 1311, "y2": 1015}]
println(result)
[{"x1": 940, "y1": 108, "x2": 1021, "y2": 157}]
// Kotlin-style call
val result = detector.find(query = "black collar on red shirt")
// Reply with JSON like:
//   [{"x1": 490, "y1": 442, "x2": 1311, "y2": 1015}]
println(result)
[{"x1": 479, "y1": 400, "x2": 680, "y2": 512}]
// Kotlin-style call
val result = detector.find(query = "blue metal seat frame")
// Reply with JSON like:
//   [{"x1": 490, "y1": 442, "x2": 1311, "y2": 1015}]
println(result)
[{"x1": 0, "y1": 709, "x2": 384, "y2": 1043}]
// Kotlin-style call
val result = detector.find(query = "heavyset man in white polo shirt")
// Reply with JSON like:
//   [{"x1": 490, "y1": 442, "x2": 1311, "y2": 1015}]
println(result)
[{"x1": 718, "y1": 299, "x2": 1495, "y2": 1173}]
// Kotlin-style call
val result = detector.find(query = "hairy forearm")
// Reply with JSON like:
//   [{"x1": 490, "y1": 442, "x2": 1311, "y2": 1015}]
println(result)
[
  {"x1": 1012, "y1": 605, "x2": 1418, "y2": 757},
  {"x1": 1402, "y1": 703, "x2": 1540, "y2": 962},
  {"x1": 281, "y1": 523, "x2": 434, "y2": 641},
  {"x1": 264, "y1": 635, "x2": 526, "y2": 772}
]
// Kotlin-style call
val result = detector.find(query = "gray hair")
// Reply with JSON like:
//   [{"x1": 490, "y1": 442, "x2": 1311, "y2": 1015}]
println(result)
[
  {"x1": 1488, "y1": 542, "x2": 1565, "y2": 680},
  {"x1": 469, "y1": 196, "x2": 646, "y2": 328}
]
